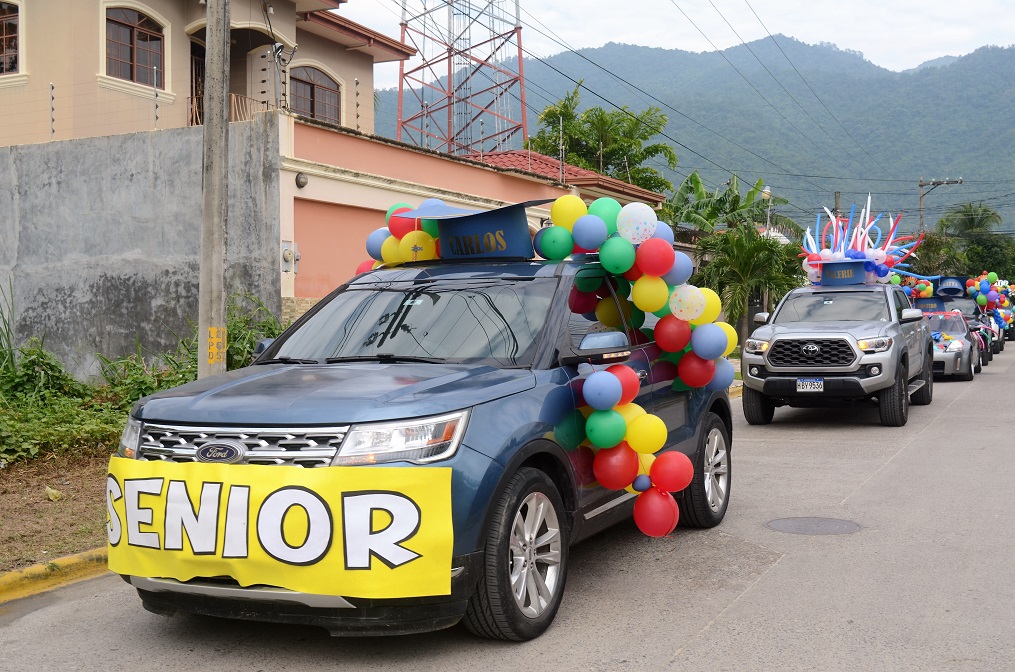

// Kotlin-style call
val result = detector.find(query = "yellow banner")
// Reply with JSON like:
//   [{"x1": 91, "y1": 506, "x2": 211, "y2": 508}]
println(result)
[{"x1": 106, "y1": 457, "x2": 453, "y2": 599}]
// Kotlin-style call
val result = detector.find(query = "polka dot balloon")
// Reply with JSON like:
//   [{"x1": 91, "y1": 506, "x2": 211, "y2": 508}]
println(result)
[{"x1": 617, "y1": 202, "x2": 658, "y2": 245}]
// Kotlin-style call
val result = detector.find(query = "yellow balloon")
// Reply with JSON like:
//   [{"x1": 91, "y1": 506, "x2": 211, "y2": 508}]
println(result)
[
  {"x1": 578, "y1": 405, "x2": 595, "y2": 419},
  {"x1": 715, "y1": 322, "x2": 739, "y2": 357},
  {"x1": 691, "y1": 287, "x2": 722, "y2": 325},
  {"x1": 398, "y1": 230, "x2": 436, "y2": 262},
  {"x1": 595, "y1": 296, "x2": 632, "y2": 328},
  {"x1": 614, "y1": 402, "x2": 646, "y2": 424},
  {"x1": 380, "y1": 235, "x2": 402, "y2": 264},
  {"x1": 550, "y1": 195, "x2": 588, "y2": 231},
  {"x1": 631, "y1": 276, "x2": 669, "y2": 312},
  {"x1": 626, "y1": 413, "x2": 667, "y2": 454}
]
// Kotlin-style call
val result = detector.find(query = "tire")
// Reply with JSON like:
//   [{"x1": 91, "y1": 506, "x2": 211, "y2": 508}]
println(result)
[
  {"x1": 999, "y1": 336, "x2": 1005, "y2": 352},
  {"x1": 992, "y1": 337, "x2": 1001, "y2": 355},
  {"x1": 742, "y1": 386, "x2": 775, "y2": 425},
  {"x1": 911, "y1": 352, "x2": 933, "y2": 405},
  {"x1": 463, "y1": 468, "x2": 568, "y2": 641},
  {"x1": 988, "y1": 340, "x2": 995, "y2": 360},
  {"x1": 973, "y1": 343, "x2": 982, "y2": 374},
  {"x1": 958, "y1": 355, "x2": 974, "y2": 381},
  {"x1": 878, "y1": 364, "x2": 909, "y2": 427},
  {"x1": 678, "y1": 413, "x2": 731, "y2": 529}
]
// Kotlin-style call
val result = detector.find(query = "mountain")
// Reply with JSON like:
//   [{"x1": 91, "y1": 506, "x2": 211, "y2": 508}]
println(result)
[
  {"x1": 374, "y1": 37, "x2": 1015, "y2": 233},
  {"x1": 906, "y1": 55, "x2": 960, "y2": 72}
]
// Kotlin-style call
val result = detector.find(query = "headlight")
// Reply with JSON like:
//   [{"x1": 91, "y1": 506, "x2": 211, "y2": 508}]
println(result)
[
  {"x1": 334, "y1": 410, "x2": 469, "y2": 466},
  {"x1": 744, "y1": 338, "x2": 770, "y2": 354},
  {"x1": 856, "y1": 337, "x2": 893, "y2": 353},
  {"x1": 118, "y1": 417, "x2": 142, "y2": 458},
  {"x1": 946, "y1": 340, "x2": 964, "y2": 352}
]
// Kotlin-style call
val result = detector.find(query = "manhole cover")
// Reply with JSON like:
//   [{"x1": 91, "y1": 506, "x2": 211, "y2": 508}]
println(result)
[{"x1": 766, "y1": 517, "x2": 862, "y2": 535}]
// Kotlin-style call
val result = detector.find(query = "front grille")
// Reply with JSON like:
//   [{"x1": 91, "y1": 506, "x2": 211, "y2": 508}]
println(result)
[
  {"x1": 137, "y1": 423, "x2": 349, "y2": 468},
  {"x1": 767, "y1": 338, "x2": 856, "y2": 367}
]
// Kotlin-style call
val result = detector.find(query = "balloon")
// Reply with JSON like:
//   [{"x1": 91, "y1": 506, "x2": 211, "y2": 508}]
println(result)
[
  {"x1": 988, "y1": 272, "x2": 999, "y2": 283},
  {"x1": 614, "y1": 402, "x2": 647, "y2": 424},
  {"x1": 385, "y1": 202, "x2": 413, "y2": 223},
  {"x1": 420, "y1": 219, "x2": 440, "y2": 238},
  {"x1": 678, "y1": 352, "x2": 716, "y2": 387},
  {"x1": 595, "y1": 296, "x2": 627, "y2": 328},
  {"x1": 599, "y1": 237, "x2": 637, "y2": 274},
  {"x1": 654, "y1": 315, "x2": 692, "y2": 352},
  {"x1": 366, "y1": 227, "x2": 391, "y2": 261},
  {"x1": 636, "y1": 238, "x2": 676, "y2": 277},
  {"x1": 583, "y1": 371, "x2": 624, "y2": 411},
  {"x1": 554, "y1": 410, "x2": 587, "y2": 451},
  {"x1": 540, "y1": 226, "x2": 574, "y2": 261},
  {"x1": 617, "y1": 202, "x2": 658, "y2": 244},
  {"x1": 691, "y1": 287, "x2": 722, "y2": 325},
  {"x1": 380, "y1": 235, "x2": 402, "y2": 264},
  {"x1": 631, "y1": 276, "x2": 670, "y2": 312},
  {"x1": 706, "y1": 357, "x2": 736, "y2": 390},
  {"x1": 648, "y1": 359, "x2": 679, "y2": 384},
  {"x1": 355, "y1": 259, "x2": 375, "y2": 274},
  {"x1": 574, "y1": 271, "x2": 604, "y2": 294},
  {"x1": 632, "y1": 474, "x2": 652, "y2": 492},
  {"x1": 981, "y1": 280, "x2": 991, "y2": 294},
  {"x1": 593, "y1": 444, "x2": 639, "y2": 490},
  {"x1": 626, "y1": 413, "x2": 667, "y2": 454},
  {"x1": 568, "y1": 286, "x2": 599, "y2": 314},
  {"x1": 690, "y1": 323, "x2": 728, "y2": 360},
  {"x1": 623, "y1": 265, "x2": 645, "y2": 282},
  {"x1": 988, "y1": 290, "x2": 1000, "y2": 303},
  {"x1": 966, "y1": 278, "x2": 977, "y2": 288},
  {"x1": 398, "y1": 230, "x2": 437, "y2": 262},
  {"x1": 714, "y1": 322, "x2": 738, "y2": 357},
  {"x1": 568, "y1": 445, "x2": 597, "y2": 486},
  {"x1": 633, "y1": 487, "x2": 680, "y2": 537},
  {"x1": 571, "y1": 214, "x2": 609, "y2": 251},
  {"x1": 388, "y1": 209, "x2": 419, "y2": 239},
  {"x1": 669, "y1": 284, "x2": 706, "y2": 321},
  {"x1": 550, "y1": 195, "x2": 588, "y2": 231},
  {"x1": 607, "y1": 364, "x2": 642, "y2": 405},
  {"x1": 875, "y1": 264, "x2": 890, "y2": 278},
  {"x1": 890, "y1": 274, "x2": 901, "y2": 285},
  {"x1": 587, "y1": 197, "x2": 622, "y2": 236},
  {"x1": 653, "y1": 222, "x2": 675, "y2": 245},
  {"x1": 630, "y1": 307, "x2": 646, "y2": 330},
  {"x1": 585, "y1": 410, "x2": 627, "y2": 449},
  {"x1": 977, "y1": 294, "x2": 988, "y2": 306},
  {"x1": 650, "y1": 451, "x2": 694, "y2": 492},
  {"x1": 662, "y1": 251, "x2": 694, "y2": 286}
]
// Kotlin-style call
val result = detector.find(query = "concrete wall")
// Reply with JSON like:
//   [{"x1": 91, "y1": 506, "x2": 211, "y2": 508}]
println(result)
[{"x1": 0, "y1": 112, "x2": 281, "y2": 380}]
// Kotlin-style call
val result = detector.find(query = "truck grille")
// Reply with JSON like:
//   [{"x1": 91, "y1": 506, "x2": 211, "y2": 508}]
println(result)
[
  {"x1": 767, "y1": 338, "x2": 856, "y2": 367},
  {"x1": 137, "y1": 423, "x2": 349, "y2": 468}
]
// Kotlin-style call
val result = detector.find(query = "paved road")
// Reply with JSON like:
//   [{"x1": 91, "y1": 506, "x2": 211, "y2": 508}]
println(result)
[{"x1": 3, "y1": 352, "x2": 1014, "y2": 671}]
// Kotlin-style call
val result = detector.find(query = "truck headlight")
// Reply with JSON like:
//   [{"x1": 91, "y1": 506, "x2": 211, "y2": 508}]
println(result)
[
  {"x1": 744, "y1": 338, "x2": 770, "y2": 354},
  {"x1": 856, "y1": 337, "x2": 893, "y2": 353},
  {"x1": 118, "y1": 417, "x2": 142, "y2": 459},
  {"x1": 334, "y1": 410, "x2": 469, "y2": 465}
]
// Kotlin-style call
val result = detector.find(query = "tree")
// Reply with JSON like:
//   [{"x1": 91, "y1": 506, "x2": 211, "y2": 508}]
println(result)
[
  {"x1": 964, "y1": 233, "x2": 1015, "y2": 281},
  {"x1": 526, "y1": 84, "x2": 678, "y2": 193},
  {"x1": 662, "y1": 172, "x2": 801, "y2": 238},
  {"x1": 907, "y1": 231, "x2": 967, "y2": 277},
  {"x1": 936, "y1": 202, "x2": 1003, "y2": 241},
  {"x1": 691, "y1": 225, "x2": 805, "y2": 345}
]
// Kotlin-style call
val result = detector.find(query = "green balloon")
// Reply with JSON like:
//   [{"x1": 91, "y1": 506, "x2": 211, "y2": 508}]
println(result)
[
  {"x1": 988, "y1": 272, "x2": 999, "y2": 283},
  {"x1": 588, "y1": 198, "x2": 622, "y2": 236},
  {"x1": 540, "y1": 226, "x2": 574, "y2": 261},
  {"x1": 612, "y1": 276, "x2": 631, "y2": 299},
  {"x1": 386, "y1": 202, "x2": 413, "y2": 223},
  {"x1": 630, "y1": 307, "x2": 645, "y2": 329},
  {"x1": 977, "y1": 294, "x2": 988, "y2": 306},
  {"x1": 585, "y1": 409, "x2": 627, "y2": 448},
  {"x1": 421, "y1": 218, "x2": 440, "y2": 238},
  {"x1": 599, "y1": 237, "x2": 636, "y2": 274},
  {"x1": 554, "y1": 409, "x2": 587, "y2": 451},
  {"x1": 672, "y1": 379, "x2": 693, "y2": 392},
  {"x1": 653, "y1": 300, "x2": 673, "y2": 318},
  {"x1": 575, "y1": 269, "x2": 606, "y2": 293},
  {"x1": 890, "y1": 274, "x2": 901, "y2": 285}
]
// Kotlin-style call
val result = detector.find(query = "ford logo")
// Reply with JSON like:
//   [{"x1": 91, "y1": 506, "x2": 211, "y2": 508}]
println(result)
[
  {"x1": 801, "y1": 343, "x2": 821, "y2": 356},
  {"x1": 196, "y1": 439, "x2": 247, "y2": 464}
]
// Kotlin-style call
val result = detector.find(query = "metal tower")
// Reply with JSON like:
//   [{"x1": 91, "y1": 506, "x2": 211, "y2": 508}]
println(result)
[{"x1": 397, "y1": 0, "x2": 528, "y2": 156}]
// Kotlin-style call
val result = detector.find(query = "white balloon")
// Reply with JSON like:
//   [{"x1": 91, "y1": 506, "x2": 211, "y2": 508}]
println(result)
[
  {"x1": 669, "y1": 284, "x2": 705, "y2": 321},
  {"x1": 819, "y1": 249, "x2": 833, "y2": 260},
  {"x1": 617, "y1": 202, "x2": 658, "y2": 244}
]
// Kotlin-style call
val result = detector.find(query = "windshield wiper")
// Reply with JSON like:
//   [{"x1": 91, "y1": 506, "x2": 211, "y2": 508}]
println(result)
[
  {"x1": 325, "y1": 353, "x2": 447, "y2": 364},
  {"x1": 255, "y1": 356, "x2": 320, "y2": 365}
]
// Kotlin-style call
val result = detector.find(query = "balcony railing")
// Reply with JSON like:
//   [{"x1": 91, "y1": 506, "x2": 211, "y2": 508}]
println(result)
[{"x1": 188, "y1": 94, "x2": 275, "y2": 126}]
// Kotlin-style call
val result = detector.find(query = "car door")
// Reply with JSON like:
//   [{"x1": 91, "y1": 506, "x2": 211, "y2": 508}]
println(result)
[{"x1": 894, "y1": 288, "x2": 921, "y2": 370}]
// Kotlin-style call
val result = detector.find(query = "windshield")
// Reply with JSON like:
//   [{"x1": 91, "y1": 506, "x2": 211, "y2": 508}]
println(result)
[
  {"x1": 941, "y1": 296, "x2": 979, "y2": 318},
  {"x1": 773, "y1": 291, "x2": 890, "y2": 323},
  {"x1": 926, "y1": 313, "x2": 968, "y2": 336},
  {"x1": 269, "y1": 277, "x2": 558, "y2": 367}
]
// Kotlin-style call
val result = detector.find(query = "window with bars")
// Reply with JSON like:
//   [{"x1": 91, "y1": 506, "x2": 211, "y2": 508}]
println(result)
[
  {"x1": 0, "y1": 2, "x2": 17, "y2": 75},
  {"x1": 290, "y1": 66, "x2": 340, "y2": 125},
  {"x1": 106, "y1": 8, "x2": 163, "y2": 88}
]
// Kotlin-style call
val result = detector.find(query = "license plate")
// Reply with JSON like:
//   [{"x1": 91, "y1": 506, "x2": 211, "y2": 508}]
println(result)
[{"x1": 796, "y1": 378, "x2": 823, "y2": 392}]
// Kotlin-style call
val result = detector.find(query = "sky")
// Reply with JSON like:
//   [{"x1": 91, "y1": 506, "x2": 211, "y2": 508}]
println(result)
[{"x1": 336, "y1": 0, "x2": 1015, "y2": 89}]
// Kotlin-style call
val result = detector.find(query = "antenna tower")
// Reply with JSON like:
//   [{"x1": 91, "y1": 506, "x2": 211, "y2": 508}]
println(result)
[{"x1": 397, "y1": 0, "x2": 528, "y2": 156}]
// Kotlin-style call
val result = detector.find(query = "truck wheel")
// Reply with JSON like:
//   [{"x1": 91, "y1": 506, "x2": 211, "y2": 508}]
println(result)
[
  {"x1": 678, "y1": 413, "x2": 731, "y2": 529},
  {"x1": 911, "y1": 352, "x2": 933, "y2": 405},
  {"x1": 974, "y1": 343, "x2": 982, "y2": 374},
  {"x1": 463, "y1": 468, "x2": 568, "y2": 641},
  {"x1": 742, "y1": 387, "x2": 775, "y2": 425},
  {"x1": 878, "y1": 365, "x2": 908, "y2": 427},
  {"x1": 992, "y1": 337, "x2": 1001, "y2": 355}
]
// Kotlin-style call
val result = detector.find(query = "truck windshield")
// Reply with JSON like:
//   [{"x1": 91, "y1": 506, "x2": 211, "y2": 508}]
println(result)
[
  {"x1": 269, "y1": 278, "x2": 558, "y2": 367},
  {"x1": 773, "y1": 291, "x2": 891, "y2": 323}
]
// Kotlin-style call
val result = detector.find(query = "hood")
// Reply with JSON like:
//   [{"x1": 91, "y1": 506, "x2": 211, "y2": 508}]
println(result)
[
  {"x1": 750, "y1": 321, "x2": 890, "y2": 341},
  {"x1": 135, "y1": 363, "x2": 536, "y2": 426}
]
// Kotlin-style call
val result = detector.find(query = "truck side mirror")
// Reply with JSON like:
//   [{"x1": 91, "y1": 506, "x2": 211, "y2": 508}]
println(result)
[{"x1": 753, "y1": 312, "x2": 770, "y2": 325}]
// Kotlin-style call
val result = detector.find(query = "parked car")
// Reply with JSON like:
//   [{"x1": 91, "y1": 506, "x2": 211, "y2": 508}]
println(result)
[
  {"x1": 108, "y1": 257, "x2": 733, "y2": 641},
  {"x1": 924, "y1": 311, "x2": 979, "y2": 381}
]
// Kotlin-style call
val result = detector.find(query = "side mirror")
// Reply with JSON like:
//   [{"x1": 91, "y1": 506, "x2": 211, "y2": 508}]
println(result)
[
  {"x1": 900, "y1": 308, "x2": 924, "y2": 323},
  {"x1": 560, "y1": 331, "x2": 632, "y2": 366},
  {"x1": 253, "y1": 338, "x2": 276, "y2": 357},
  {"x1": 753, "y1": 312, "x2": 770, "y2": 325}
]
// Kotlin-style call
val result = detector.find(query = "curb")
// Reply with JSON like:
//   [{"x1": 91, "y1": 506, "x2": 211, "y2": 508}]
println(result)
[
  {"x1": 0, "y1": 548, "x2": 109, "y2": 605},
  {"x1": 729, "y1": 384, "x2": 743, "y2": 398}
]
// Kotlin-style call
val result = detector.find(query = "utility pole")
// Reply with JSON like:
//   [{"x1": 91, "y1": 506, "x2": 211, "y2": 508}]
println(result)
[
  {"x1": 833, "y1": 191, "x2": 841, "y2": 220},
  {"x1": 199, "y1": 0, "x2": 230, "y2": 379},
  {"x1": 919, "y1": 177, "x2": 963, "y2": 231}
]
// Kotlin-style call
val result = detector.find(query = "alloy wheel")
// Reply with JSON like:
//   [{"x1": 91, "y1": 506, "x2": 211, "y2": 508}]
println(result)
[
  {"x1": 509, "y1": 492, "x2": 562, "y2": 618},
  {"x1": 703, "y1": 426, "x2": 730, "y2": 513}
]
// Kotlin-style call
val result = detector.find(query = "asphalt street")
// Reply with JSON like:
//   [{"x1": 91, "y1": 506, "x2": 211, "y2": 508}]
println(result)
[{"x1": 2, "y1": 352, "x2": 1013, "y2": 671}]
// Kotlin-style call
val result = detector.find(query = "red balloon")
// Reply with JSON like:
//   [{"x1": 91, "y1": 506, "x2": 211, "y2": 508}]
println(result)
[
  {"x1": 654, "y1": 315, "x2": 692, "y2": 352},
  {"x1": 606, "y1": 364, "x2": 641, "y2": 405},
  {"x1": 633, "y1": 487, "x2": 680, "y2": 537},
  {"x1": 592, "y1": 443, "x2": 639, "y2": 490},
  {"x1": 568, "y1": 445, "x2": 597, "y2": 486},
  {"x1": 388, "y1": 207, "x2": 419, "y2": 239},
  {"x1": 677, "y1": 352, "x2": 716, "y2": 387},
  {"x1": 623, "y1": 265, "x2": 644, "y2": 282},
  {"x1": 355, "y1": 259, "x2": 375, "y2": 274},
  {"x1": 648, "y1": 359, "x2": 679, "y2": 384},
  {"x1": 966, "y1": 279, "x2": 977, "y2": 287},
  {"x1": 434, "y1": 238, "x2": 441, "y2": 258},
  {"x1": 570, "y1": 377, "x2": 586, "y2": 408},
  {"x1": 627, "y1": 329, "x2": 652, "y2": 346},
  {"x1": 636, "y1": 238, "x2": 676, "y2": 277},
  {"x1": 568, "y1": 286, "x2": 599, "y2": 313},
  {"x1": 573, "y1": 243, "x2": 596, "y2": 254},
  {"x1": 650, "y1": 451, "x2": 694, "y2": 492}
]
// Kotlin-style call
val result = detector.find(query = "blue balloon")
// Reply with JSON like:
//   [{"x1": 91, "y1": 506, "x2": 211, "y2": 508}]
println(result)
[
  {"x1": 876, "y1": 264, "x2": 890, "y2": 277},
  {"x1": 583, "y1": 371, "x2": 623, "y2": 411},
  {"x1": 904, "y1": 286, "x2": 913, "y2": 296},
  {"x1": 633, "y1": 474, "x2": 652, "y2": 492},
  {"x1": 980, "y1": 280, "x2": 991, "y2": 294},
  {"x1": 366, "y1": 227, "x2": 391, "y2": 261},
  {"x1": 572, "y1": 214, "x2": 609, "y2": 251},
  {"x1": 533, "y1": 228, "x2": 548, "y2": 256},
  {"x1": 662, "y1": 251, "x2": 694, "y2": 286},
  {"x1": 690, "y1": 323, "x2": 728, "y2": 360},
  {"x1": 706, "y1": 358, "x2": 735, "y2": 391},
  {"x1": 863, "y1": 261, "x2": 875, "y2": 272},
  {"x1": 653, "y1": 222, "x2": 675, "y2": 245}
]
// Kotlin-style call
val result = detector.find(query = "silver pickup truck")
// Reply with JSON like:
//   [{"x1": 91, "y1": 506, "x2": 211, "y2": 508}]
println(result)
[{"x1": 740, "y1": 283, "x2": 933, "y2": 427}]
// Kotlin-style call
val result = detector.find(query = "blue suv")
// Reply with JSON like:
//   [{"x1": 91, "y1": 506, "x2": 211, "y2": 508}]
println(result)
[{"x1": 111, "y1": 258, "x2": 732, "y2": 640}]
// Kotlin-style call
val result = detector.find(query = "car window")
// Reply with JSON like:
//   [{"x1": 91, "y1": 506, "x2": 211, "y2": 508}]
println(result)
[
  {"x1": 893, "y1": 289, "x2": 910, "y2": 315},
  {"x1": 773, "y1": 291, "x2": 890, "y2": 323},
  {"x1": 926, "y1": 313, "x2": 968, "y2": 336},
  {"x1": 568, "y1": 270, "x2": 625, "y2": 347}
]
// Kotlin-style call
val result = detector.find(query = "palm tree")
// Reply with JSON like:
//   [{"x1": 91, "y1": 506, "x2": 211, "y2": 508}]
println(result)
[
  {"x1": 663, "y1": 173, "x2": 801, "y2": 237},
  {"x1": 692, "y1": 225, "x2": 804, "y2": 344},
  {"x1": 936, "y1": 202, "x2": 1002, "y2": 242}
]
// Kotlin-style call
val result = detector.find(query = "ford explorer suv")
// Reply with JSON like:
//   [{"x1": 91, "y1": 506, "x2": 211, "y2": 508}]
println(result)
[{"x1": 108, "y1": 257, "x2": 733, "y2": 641}]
